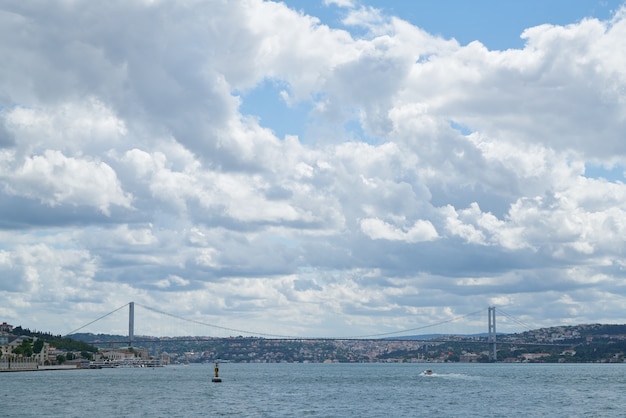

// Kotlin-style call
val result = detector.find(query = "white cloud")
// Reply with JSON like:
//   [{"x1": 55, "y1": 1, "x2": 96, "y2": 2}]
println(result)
[
  {"x1": 2, "y1": 149, "x2": 132, "y2": 215},
  {"x1": 360, "y1": 218, "x2": 438, "y2": 243},
  {"x1": 442, "y1": 204, "x2": 487, "y2": 245},
  {"x1": 324, "y1": 0, "x2": 354, "y2": 8},
  {"x1": 4, "y1": 99, "x2": 127, "y2": 155},
  {"x1": 0, "y1": 0, "x2": 625, "y2": 337},
  {"x1": 154, "y1": 275, "x2": 190, "y2": 289}
]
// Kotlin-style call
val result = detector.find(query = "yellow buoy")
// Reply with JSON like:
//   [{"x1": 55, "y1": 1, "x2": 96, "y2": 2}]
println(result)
[{"x1": 212, "y1": 361, "x2": 222, "y2": 383}]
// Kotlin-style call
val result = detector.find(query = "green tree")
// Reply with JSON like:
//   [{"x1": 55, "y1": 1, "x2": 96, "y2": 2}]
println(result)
[
  {"x1": 33, "y1": 339, "x2": 44, "y2": 355},
  {"x1": 13, "y1": 338, "x2": 34, "y2": 357},
  {"x1": 56, "y1": 355, "x2": 66, "y2": 364}
]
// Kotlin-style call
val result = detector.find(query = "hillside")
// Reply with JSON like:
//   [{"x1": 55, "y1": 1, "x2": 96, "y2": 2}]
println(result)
[
  {"x1": 64, "y1": 323, "x2": 626, "y2": 363},
  {"x1": 9, "y1": 326, "x2": 99, "y2": 354}
]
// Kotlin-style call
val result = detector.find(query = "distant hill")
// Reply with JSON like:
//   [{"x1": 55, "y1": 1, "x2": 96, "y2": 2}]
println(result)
[
  {"x1": 11, "y1": 323, "x2": 626, "y2": 363},
  {"x1": 9, "y1": 326, "x2": 98, "y2": 353}
]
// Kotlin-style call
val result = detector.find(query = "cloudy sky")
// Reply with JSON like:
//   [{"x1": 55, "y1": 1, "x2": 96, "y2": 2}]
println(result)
[{"x1": 1, "y1": 0, "x2": 626, "y2": 338}]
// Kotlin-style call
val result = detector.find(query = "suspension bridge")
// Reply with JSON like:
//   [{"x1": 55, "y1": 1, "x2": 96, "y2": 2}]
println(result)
[{"x1": 64, "y1": 302, "x2": 548, "y2": 362}]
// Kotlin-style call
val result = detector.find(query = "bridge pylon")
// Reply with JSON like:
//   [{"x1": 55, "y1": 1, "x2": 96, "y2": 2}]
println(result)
[
  {"x1": 488, "y1": 306, "x2": 496, "y2": 361},
  {"x1": 129, "y1": 301, "x2": 134, "y2": 347}
]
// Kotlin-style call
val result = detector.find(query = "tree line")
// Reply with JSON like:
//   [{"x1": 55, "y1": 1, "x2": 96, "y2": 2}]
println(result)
[{"x1": 10, "y1": 326, "x2": 99, "y2": 355}]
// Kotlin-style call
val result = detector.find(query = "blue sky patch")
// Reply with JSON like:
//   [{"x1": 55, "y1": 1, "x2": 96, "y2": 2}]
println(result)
[{"x1": 584, "y1": 163, "x2": 626, "y2": 182}]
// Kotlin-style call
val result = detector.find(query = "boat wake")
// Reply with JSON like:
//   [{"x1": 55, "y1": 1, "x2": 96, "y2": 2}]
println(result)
[{"x1": 420, "y1": 372, "x2": 480, "y2": 381}]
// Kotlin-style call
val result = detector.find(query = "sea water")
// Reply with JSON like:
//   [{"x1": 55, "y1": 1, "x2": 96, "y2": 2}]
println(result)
[{"x1": 1, "y1": 362, "x2": 625, "y2": 417}]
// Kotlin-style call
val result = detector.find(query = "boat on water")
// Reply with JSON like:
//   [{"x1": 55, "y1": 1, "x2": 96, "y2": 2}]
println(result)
[{"x1": 423, "y1": 369, "x2": 433, "y2": 375}]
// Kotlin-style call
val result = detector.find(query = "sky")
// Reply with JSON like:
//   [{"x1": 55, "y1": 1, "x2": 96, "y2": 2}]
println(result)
[{"x1": 1, "y1": 0, "x2": 626, "y2": 339}]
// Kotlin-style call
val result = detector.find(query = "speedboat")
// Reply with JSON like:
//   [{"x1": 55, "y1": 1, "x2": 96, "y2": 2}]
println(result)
[{"x1": 423, "y1": 369, "x2": 433, "y2": 375}]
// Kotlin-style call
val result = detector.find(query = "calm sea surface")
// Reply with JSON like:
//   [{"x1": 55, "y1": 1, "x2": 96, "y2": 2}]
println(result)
[{"x1": 1, "y1": 362, "x2": 625, "y2": 417}]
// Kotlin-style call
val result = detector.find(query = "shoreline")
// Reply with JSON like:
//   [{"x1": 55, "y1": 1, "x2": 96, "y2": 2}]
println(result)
[{"x1": 0, "y1": 364, "x2": 79, "y2": 373}]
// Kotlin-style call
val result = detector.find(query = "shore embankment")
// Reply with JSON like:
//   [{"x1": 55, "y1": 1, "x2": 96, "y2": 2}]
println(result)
[{"x1": 1, "y1": 360, "x2": 79, "y2": 372}]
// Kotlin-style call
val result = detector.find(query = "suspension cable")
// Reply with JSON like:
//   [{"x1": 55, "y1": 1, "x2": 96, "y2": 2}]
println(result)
[
  {"x1": 63, "y1": 302, "x2": 492, "y2": 340},
  {"x1": 63, "y1": 303, "x2": 129, "y2": 337},
  {"x1": 497, "y1": 308, "x2": 535, "y2": 332},
  {"x1": 138, "y1": 303, "x2": 487, "y2": 340},
  {"x1": 347, "y1": 308, "x2": 487, "y2": 339},
  {"x1": 136, "y1": 303, "x2": 300, "y2": 339}
]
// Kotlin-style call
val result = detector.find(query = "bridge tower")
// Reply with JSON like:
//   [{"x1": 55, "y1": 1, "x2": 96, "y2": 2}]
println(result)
[
  {"x1": 488, "y1": 306, "x2": 496, "y2": 361},
  {"x1": 129, "y1": 301, "x2": 135, "y2": 347}
]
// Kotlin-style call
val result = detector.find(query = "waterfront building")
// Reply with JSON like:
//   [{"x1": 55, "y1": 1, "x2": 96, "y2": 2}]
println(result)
[{"x1": 1, "y1": 335, "x2": 50, "y2": 370}]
